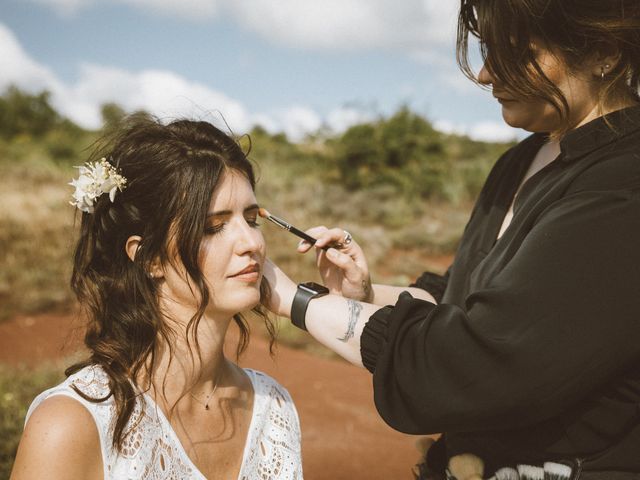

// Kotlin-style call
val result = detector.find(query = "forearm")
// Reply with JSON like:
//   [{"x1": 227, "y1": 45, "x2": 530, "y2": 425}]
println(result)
[
  {"x1": 301, "y1": 294, "x2": 382, "y2": 367},
  {"x1": 371, "y1": 283, "x2": 436, "y2": 305}
]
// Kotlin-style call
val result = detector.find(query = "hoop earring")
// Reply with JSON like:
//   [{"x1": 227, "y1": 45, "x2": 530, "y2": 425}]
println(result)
[{"x1": 601, "y1": 64, "x2": 611, "y2": 80}]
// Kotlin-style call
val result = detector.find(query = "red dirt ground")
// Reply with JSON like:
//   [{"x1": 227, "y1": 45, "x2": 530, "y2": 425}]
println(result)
[{"x1": 0, "y1": 311, "x2": 431, "y2": 479}]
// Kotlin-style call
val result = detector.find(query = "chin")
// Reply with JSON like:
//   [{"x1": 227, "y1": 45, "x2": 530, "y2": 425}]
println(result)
[{"x1": 224, "y1": 291, "x2": 262, "y2": 316}]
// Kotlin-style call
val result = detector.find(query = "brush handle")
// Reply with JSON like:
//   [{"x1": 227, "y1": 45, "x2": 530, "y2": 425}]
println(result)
[
  {"x1": 265, "y1": 212, "x2": 338, "y2": 251},
  {"x1": 289, "y1": 226, "x2": 323, "y2": 248}
]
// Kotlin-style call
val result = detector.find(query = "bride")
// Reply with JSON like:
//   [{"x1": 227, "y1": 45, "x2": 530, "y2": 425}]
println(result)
[{"x1": 10, "y1": 117, "x2": 302, "y2": 479}]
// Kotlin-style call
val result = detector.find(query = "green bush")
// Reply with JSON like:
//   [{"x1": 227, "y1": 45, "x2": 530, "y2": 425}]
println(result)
[
  {"x1": 0, "y1": 89, "x2": 514, "y2": 321},
  {"x1": 0, "y1": 86, "x2": 61, "y2": 139}
]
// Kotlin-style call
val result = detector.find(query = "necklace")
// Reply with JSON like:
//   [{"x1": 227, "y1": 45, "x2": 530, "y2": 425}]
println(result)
[{"x1": 190, "y1": 370, "x2": 222, "y2": 411}]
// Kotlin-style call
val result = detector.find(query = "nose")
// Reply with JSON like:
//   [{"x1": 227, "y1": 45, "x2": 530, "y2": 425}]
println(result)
[
  {"x1": 477, "y1": 61, "x2": 494, "y2": 85},
  {"x1": 235, "y1": 219, "x2": 264, "y2": 256}
]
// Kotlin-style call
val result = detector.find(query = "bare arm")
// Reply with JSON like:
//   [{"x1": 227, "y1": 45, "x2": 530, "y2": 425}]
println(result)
[
  {"x1": 10, "y1": 395, "x2": 103, "y2": 480},
  {"x1": 371, "y1": 283, "x2": 436, "y2": 305},
  {"x1": 264, "y1": 259, "x2": 430, "y2": 367}
]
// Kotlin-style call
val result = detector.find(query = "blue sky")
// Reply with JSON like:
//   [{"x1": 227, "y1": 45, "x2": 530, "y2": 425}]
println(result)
[{"x1": 1, "y1": 0, "x2": 524, "y2": 142}]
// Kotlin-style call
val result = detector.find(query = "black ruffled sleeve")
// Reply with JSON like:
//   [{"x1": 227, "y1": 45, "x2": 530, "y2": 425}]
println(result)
[
  {"x1": 359, "y1": 189, "x2": 640, "y2": 436},
  {"x1": 410, "y1": 269, "x2": 450, "y2": 304}
]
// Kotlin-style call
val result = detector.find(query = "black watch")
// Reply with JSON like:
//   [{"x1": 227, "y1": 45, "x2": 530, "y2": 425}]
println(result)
[{"x1": 291, "y1": 282, "x2": 329, "y2": 331}]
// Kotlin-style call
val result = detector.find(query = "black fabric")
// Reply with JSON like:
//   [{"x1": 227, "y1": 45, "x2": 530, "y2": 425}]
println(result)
[
  {"x1": 410, "y1": 270, "x2": 450, "y2": 304},
  {"x1": 359, "y1": 105, "x2": 640, "y2": 475}
]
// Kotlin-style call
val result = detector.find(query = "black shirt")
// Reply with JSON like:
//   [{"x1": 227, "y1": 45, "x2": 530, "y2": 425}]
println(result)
[{"x1": 360, "y1": 105, "x2": 640, "y2": 473}]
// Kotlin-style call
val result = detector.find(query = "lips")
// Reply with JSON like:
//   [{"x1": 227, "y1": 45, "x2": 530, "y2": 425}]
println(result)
[{"x1": 229, "y1": 263, "x2": 260, "y2": 278}]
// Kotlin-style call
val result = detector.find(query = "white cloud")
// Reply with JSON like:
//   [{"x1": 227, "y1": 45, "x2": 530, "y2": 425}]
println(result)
[
  {"x1": 325, "y1": 106, "x2": 374, "y2": 133},
  {"x1": 53, "y1": 64, "x2": 251, "y2": 130},
  {"x1": 224, "y1": 0, "x2": 458, "y2": 52},
  {"x1": 28, "y1": 0, "x2": 94, "y2": 17},
  {"x1": 0, "y1": 24, "x2": 61, "y2": 93},
  {"x1": 0, "y1": 22, "x2": 354, "y2": 141},
  {"x1": 1, "y1": 21, "x2": 514, "y2": 144},
  {"x1": 434, "y1": 119, "x2": 523, "y2": 143},
  {"x1": 120, "y1": 0, "x2": 219, "y2": 20},
  {"x1": 265, "y1": 106, "x2": 322, "y2": 141},
  {"x1": 31, "y1": 0, "x2": 459, "y2": 56},
  {"x1": 28, "y1": 0, "x2": 219, "y2": 18}
]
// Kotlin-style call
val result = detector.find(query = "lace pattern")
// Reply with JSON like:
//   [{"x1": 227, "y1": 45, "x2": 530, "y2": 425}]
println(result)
[{"x1": 25, "y1": 365, "x2": 302, "y2": 479}]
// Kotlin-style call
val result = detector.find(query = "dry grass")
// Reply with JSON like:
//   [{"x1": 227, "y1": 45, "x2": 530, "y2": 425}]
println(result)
[
  {"x1": 0, "y1": 144, "x2": 470, "y2": 324},
  {"x1": 0, "y1": 156, "x2": 77, "y2": 321}
]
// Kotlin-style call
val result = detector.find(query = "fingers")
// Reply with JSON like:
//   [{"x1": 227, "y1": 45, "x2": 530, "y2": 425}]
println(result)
[
  {"x1": 324, "y1": 247, "x2": 363, "y2": 284},
  {"x1": 296, "y1": 226, "x2": 328, "y2": 253},
  {"x1": 315, "y1": 227, "x2": 350, "y2": 250},
  {"x1": 297, "y1": 226, "x2": 355, "y2": 253}
]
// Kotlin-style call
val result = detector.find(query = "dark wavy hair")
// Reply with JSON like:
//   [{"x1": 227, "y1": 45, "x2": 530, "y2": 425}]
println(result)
[
  {"x1": 457, "y1": 0, "x2": 640, "y2": 135},
  {"x1": 66, "y1": 116, "x2": 275, "y2": 451}
]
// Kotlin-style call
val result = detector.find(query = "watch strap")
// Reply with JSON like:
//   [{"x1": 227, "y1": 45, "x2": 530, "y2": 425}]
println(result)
[{"x1": 291, "y1": 283, "x2": 329, "y2": 331}]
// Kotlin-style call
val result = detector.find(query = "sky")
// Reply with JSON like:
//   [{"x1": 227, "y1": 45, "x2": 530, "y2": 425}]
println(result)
[{"x1": 1, "y1": 0, "x2": 526, "y2": 142}]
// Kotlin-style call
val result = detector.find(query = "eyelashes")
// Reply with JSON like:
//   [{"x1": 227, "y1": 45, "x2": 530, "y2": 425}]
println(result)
[
  {"x1": 204, "y1": 224, "x2": 225, "y2": 235},
  {"x1": 204, "y1": 219, "x2": 261, "y2": 236}
]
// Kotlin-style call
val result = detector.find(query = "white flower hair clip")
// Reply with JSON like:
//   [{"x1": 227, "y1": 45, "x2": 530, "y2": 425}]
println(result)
[{"x1": 69, "y1": 157, "x2": 127, "y2": 213}]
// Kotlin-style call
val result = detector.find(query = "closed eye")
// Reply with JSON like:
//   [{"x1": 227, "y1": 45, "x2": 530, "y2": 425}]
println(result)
[{"x1": 204, "y1": 223, "x2": 225, "y2": 235}]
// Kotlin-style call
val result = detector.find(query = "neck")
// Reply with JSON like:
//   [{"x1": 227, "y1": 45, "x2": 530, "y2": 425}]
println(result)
[
  {"x1": 575, "y1": 95, "x2": 640, "y2": 130},
  {"x1": 142, "y1": 299, "x2": 234, "y2": 408}
]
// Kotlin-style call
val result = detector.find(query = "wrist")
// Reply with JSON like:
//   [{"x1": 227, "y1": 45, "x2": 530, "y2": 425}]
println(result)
[
  {"x1": 279, "y1": 285, "x2": 296, "y2": 319},
  {"x1": 364, "y1": 280, "x2": 374, "y2": 303},
  {"x1": 290, "y1": 282, "x2": 329, "y2": 330}
]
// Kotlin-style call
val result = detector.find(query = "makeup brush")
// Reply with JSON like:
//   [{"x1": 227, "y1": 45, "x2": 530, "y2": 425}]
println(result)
[{"x1": 258, "y1": 208, "x2": 340, "y2": 250}]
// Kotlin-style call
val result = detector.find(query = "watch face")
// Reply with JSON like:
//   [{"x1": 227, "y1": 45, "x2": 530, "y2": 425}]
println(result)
[{"x1": 299, "y1": 281, "x2": 329, "y2": 295}]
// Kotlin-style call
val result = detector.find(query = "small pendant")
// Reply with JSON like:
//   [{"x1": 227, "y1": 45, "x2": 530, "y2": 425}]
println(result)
[{"x1": 205, "y1": 404, "x2": 209, "y2": 410}]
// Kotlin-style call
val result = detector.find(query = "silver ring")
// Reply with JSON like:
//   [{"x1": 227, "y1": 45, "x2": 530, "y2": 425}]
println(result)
[{"x1": 342, "y1": 230, "x2": 353, "y2": 246}]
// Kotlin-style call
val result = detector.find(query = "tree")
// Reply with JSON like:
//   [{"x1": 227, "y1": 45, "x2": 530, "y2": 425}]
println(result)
[
  {"x1": 100, "y1": 102, "x2": 127, "y2": 131},
  {"x1": 0, "y1": 86, "x2": 59, "y2": 138}
]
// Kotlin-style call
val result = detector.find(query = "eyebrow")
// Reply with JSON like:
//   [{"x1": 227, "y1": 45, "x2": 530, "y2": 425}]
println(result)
[{"x1": 206, "y1": 203, "x2": 260, "y2": 218}]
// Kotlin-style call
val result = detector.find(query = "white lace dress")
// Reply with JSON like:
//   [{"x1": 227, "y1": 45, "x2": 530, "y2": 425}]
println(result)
[{"x1": 25, "y1": 365, "x2": 303, "y2": 479}]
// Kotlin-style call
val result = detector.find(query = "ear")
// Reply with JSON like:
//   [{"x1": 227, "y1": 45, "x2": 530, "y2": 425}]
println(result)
[
  {"x1": 588, "y1": 45, "x2": 621, "y2": 78},
  {"x1": 125, "y1": 236, "x2": 164, "y2": 279},
  {"x1": 125, "y1": 235, "x2": 142, "y2": 262}
]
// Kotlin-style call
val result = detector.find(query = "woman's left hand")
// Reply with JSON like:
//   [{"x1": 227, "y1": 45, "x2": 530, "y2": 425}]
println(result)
[{"x1": 261, "y1": 258, "x2": 297, "y2": 318}]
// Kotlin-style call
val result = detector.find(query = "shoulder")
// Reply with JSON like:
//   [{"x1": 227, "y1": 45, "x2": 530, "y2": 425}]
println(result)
[
  {"x1": 244, "y1": 368, "x2": 295, "y2": 403},
  {"x1": 569, "y1": 148, "x2": 640, "y2": 194},
  {"x1": 244, "y1": 369, "x2": 302, "y2": 452},
  {"x1": 244, "y1": 368, "x2": 300, "y2": 428},
  {"x1": 11, "y1": 395, "x2": 103, "y2": 479}
]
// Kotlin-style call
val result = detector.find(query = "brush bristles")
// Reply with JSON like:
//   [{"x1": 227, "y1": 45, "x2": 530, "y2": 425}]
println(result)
[
  {"x1": 517, "y1": 465, "x2": 544, "y2": 480},
  {"x1": 494, "y1": 468, "x2": 519, "y2": 480},
  {"x1": 543, "y1": 462, "x2": 571, "y2": 480}
]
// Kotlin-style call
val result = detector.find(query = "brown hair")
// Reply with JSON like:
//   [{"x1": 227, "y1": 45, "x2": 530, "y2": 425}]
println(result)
[
  {"x1": 457, "y1": 0, "x2": 640, "y2": 135},
  {"x1": 66, "y1": 116, "x2": 275, "y2": 451}
]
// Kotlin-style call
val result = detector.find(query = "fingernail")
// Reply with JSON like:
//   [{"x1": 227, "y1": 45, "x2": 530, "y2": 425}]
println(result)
[
  {"x1": 298, "y1": 239, "x2": 308, "y2": 247},
  {"x1": 326, "y1": 248, "x2": 338, "y2": 258}
]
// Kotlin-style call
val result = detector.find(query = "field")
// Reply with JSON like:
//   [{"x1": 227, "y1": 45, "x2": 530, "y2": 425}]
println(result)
[{"x1": 0, "y1": 89, "x2": 512, "y2": 477}]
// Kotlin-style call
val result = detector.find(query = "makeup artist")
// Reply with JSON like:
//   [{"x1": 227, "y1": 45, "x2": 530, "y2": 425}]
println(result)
[{"x1": 263, "y1": 1, "x2": 640, "y2": 478}]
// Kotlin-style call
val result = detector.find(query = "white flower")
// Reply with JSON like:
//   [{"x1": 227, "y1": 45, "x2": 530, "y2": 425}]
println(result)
[{"x1": 69, "y1": 158, "x2": 127, "y2": 214}]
